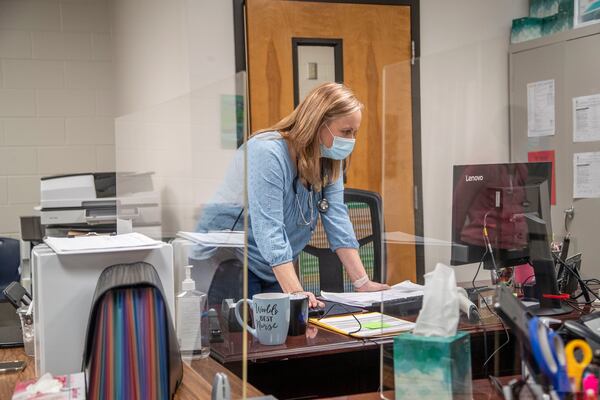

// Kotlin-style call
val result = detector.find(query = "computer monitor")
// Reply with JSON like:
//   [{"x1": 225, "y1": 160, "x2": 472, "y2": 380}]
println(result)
[{"x1": 451, "y1": 162, "x2": 570, "y2": 316}]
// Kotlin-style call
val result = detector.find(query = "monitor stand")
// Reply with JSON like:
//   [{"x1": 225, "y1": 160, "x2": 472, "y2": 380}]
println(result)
[
  {"x1": 526, "y1": 302, "x2": 573, "y2": 316},
  {"x1": 528, "y1": 258, "x2": 573, "y2": 316}
]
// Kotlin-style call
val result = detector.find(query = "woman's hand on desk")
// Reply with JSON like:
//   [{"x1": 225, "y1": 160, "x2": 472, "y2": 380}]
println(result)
[
  {"x1": 355, "y1": 281, "x2": 391, "y2": 292},
  {"x1": 299, "y1": 291, "x2": 325, "y2": 309},
  {"x1": 273, "y1": 263, "x2": 324, "y2": 308}
]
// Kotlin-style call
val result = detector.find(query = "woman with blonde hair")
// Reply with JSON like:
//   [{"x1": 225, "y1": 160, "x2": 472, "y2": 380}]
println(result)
[
  {"x1": 198, "y1": 82, "x2": 389, "y2": 308},
  {"x1": 244, "y1": 82, "x2": 390, "y2": 307}
]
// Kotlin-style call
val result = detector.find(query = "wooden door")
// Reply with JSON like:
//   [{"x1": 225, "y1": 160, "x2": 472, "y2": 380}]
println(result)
[{"x1": 245, "y1": 0, "x2": 417, "y2": 283}]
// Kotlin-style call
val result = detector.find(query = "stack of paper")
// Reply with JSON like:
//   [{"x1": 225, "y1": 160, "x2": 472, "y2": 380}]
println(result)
[
  {"x1": 310, "y1": 312, "x2": 415, "y2": 338},
  {"x1": 391, "y1": 280, "x2": 424, "y2": 292},
  {"x1": 44, "y1": 232, "x2": 162, "y2": 255},
  {"x1": 320, "y1": 280, "x2": 424, "y2": 307},
  {"x1": 177, "y1": 231, "x2": 244, "y2": 248}
]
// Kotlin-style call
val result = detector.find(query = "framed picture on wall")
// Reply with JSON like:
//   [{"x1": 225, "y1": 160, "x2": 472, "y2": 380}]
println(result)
[{"x1": 575, "y1": 0, "x2": 600, "y2": 27}]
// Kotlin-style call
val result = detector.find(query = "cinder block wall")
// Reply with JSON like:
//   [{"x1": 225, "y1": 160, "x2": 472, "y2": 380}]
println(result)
[{"x1": 0, "y1": 0, "x2": 115, "y2": 238}]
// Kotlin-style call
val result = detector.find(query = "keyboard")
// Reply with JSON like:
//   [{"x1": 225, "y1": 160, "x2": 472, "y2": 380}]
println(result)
[{"x1": 367, "y1": 295, "x2": 423, "y2": 317}]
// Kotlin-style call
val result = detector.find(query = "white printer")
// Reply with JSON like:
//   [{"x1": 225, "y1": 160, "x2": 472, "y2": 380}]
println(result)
[
  {"x1": 39, "y1": 172, "x2": 161, "y2": 237},
  {"x1": 31, "y1": 242, "x2": 174, "y2": 375}
]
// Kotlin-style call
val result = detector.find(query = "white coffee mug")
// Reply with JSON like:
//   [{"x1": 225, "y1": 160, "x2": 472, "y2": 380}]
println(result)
[{"x1": 234, "y1": 293, "x2": 290, "y2": 345}]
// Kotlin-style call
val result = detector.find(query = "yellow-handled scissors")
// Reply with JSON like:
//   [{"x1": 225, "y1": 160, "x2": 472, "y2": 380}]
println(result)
[{"x1": 565, "y1": 339, "x2": 593, "y2": 392}]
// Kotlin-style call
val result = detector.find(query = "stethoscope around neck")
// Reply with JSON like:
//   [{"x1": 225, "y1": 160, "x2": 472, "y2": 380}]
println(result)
[
  {"x1": 292, "y1": 175, "x2": 329, "y2": 226},
  {"x1": 229, "y1": 173, "x2": 330, "y2": 231}
]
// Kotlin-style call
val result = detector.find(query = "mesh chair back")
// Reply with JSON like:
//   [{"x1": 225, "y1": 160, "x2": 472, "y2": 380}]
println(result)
[{"x1": 299, "y1": 188, "x2": 384, "y2": 294}]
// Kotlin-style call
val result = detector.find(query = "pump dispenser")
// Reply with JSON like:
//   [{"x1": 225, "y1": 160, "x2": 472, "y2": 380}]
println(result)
[
  {"x1": 182, "y1": 265, "x2": 195, "y2": 291},
  {"x1": 176, "y1": 265, "x2": 208, "y2": 359}
]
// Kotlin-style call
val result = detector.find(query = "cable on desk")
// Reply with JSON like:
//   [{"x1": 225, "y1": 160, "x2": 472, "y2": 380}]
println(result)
[
  {"x1": 318, "y1": 302, "x2": 363, "y2": 335},
  {"x1": 564, "y1": 299, "x2": 586, "y2": 313},
  {"x1": 481, "y1": 303, "x2": 510, "y2": 369},
  {"x1": 471, "y1": 254, "x2": 490, "y2": 376},
  {"x1": 472, "y1": 244, "x2": 511, "y2": 371},
  {"x1": 552, "y1": 253, "x2": 600, "y2": 305},
  {"x1": 481, "y1": 309, "x2": 489, "y2": 377}
]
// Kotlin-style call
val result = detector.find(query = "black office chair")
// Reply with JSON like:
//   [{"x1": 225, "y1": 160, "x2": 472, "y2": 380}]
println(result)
[
  {"x1": 0, "y1": 238, "x2": 20, "y2": 302},
  {"x1": 207, "y1": 258, "x2": 244, "y2": 308},
  {"x1": 299, "y1": 188, "x2": 385, "y2": 294}
]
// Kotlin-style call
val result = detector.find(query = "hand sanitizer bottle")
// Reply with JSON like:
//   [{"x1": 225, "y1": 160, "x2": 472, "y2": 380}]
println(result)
[{"x1": 176, "y1": 265, "x2": 209, "y2": 359}]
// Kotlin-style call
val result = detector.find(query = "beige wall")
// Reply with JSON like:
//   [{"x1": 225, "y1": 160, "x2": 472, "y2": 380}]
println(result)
[
  {"x1": 0, "y1": 0, "x2": 115, "y2": 238},
  {"x1": 420, "y1": 0, "x2": 529, "y2": 280},
  {"x1": 111, "y1": 0, "x2": 237, "y2": 117},
  {"x1": 111, "y1": 0, "x2": 190, "y2": 117}
]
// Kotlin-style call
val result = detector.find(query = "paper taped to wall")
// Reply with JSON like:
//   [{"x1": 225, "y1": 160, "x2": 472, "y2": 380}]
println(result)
[
  {"x1": 527, "y1": 79, "x2": 555, "y2": 137},
  {"x1": 573, "y1": 94, "x2": 600, "y2": 142},
  {"x1": 574, "y1": 152, "x2": 600, "y2": 198}
]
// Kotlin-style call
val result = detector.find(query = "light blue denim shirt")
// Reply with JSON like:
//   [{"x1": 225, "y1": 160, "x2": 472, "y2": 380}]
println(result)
[{"x1": 196, "y1": 131, "x2": 359, "y2": 283}]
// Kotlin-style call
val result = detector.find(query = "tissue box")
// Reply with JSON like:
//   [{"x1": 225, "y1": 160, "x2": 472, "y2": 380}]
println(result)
[
  {"x1": 530, "y1": 0, "x2": 559, "y2": 18},
  {"x1": 542, "y1": 9, "x2": 573, "y2": 36},
  {"x1": 511, "y1": 17, "x2": 543, "y2": 43},
  {"x1": 12, "y1": 373, "x2": 86, "y2": 400},
  {"x1": 393, "y1": 332, "x2": 472, "y2": 400}
]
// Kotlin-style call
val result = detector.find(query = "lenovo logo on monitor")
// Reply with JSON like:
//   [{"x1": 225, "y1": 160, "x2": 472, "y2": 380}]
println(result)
[{"x1": 465, "y1": 175, "x2": 484, "y2": 182}]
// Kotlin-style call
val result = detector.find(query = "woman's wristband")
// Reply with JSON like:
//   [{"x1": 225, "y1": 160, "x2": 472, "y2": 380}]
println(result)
[{"x1": 352, "y1": 275, "x2": 369, "y2": 289}]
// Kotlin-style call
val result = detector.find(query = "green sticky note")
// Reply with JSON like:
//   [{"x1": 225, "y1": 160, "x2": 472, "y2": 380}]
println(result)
[{"x1": 363, "y1": 321, "x2": 391, "y2": 330}]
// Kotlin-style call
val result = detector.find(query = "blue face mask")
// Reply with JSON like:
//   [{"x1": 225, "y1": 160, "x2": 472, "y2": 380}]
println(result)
[{"x1": 320, "y1": 124, "x2": 356, "y2": 160}]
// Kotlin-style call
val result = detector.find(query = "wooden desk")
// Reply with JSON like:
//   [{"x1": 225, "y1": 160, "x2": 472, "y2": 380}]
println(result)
[
  {"x1": 209, "y1": 314, "x2": 504, "y2": 398},
  {"x1": 178, "y1": 358, "x2": 263, "y2": 399},
  {"x1": 210, "y1": 313, "x2": 505, "y2": 364},
  {"x1": 0, "y1": 347, "x2": 263, "y2": 399},
  {"x1": 210, "y1": 300, "x2": 596, "y2": 399},
  {"x1": 212, "y1": 303, "x2": 590, "y2": 363},
  {"x1": 322, "y1": 376, "x2": 535, "y2": 400},
  {"x1": 210, "y1": 323, "x2": 386, "y2": 398},
  {"x1": 0, "y1": 348, "x2": 34, "y2": 400},
  {"x1": 211, "y1": 324, "x2": 384, "y2": 364}
]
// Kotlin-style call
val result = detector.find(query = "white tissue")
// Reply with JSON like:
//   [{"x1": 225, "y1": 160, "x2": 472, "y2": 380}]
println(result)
[
  {"x1": 413, "y1": 263, "x2": 459, "y2": 337},
  {"x1": 25, "y1": 373, "x2": 63, "y2": 395}
]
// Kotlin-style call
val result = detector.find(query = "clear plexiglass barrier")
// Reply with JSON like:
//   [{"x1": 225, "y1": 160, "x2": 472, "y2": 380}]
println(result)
[
  {"x1": 113, "y1": 29, "x2": 595, "y2": 398},
  {"x1": 379, "y1": 31, "x2": 593, "y2": 399},
  {"x1": 116, "y1": 72, "x2": 258, "y2": 398}
]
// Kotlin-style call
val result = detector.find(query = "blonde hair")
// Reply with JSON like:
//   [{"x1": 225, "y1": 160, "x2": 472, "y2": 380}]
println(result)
[{"x1": 252, "y1": 82, "x2": 363, "y2": 191}]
